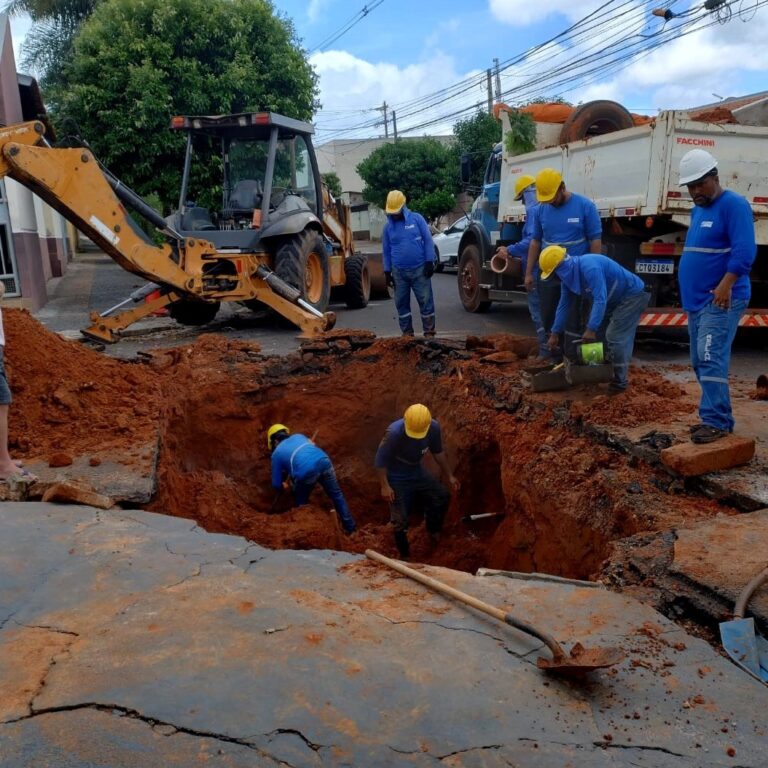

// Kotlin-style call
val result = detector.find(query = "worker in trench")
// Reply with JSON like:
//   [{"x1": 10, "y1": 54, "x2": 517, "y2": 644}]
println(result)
[
  {"x1": 375, "y1": 404, "x2": 459, "y2": 558},
  {"x1": 267, "y1": 425, "x2": 357, "y2": 534},
  {"x1": 524, "y1": 168, "x2": 602, "y2": 361},
  {"x1": 541, "y1": 245, "x2": 650, "y2": 393}
]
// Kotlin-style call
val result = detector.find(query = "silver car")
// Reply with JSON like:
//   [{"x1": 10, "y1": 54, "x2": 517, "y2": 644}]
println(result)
[{"x1": 432, "y1": 215, "x2": 469, "y2": 272}]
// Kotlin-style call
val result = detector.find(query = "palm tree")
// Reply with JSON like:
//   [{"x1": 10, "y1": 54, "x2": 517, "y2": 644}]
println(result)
[{"x1": 3, "y1": 0, "x2": 100, "y2": 83}]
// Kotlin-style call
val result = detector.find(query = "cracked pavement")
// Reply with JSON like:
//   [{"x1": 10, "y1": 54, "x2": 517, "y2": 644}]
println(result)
[{"x1": 1, "y1": 502, "x2": 767, "y2": 766}]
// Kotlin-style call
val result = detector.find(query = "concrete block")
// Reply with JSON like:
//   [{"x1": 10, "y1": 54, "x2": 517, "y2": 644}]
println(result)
[
  {"x1": 42, "y1": 481, "x2": 114, "y2": 509},
  {"x1": 661, "y1": 435, "x2": 756, "y2": 477}
]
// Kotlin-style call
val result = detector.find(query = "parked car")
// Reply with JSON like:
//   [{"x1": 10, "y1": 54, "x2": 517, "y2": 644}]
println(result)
[{"x1": 432, "y1": 215, "x2": 469, "y2": 271}]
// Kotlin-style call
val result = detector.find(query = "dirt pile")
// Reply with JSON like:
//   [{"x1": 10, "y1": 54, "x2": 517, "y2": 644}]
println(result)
[{"x1": 3, "y1": 309, "x2": 161, "y2": 462}]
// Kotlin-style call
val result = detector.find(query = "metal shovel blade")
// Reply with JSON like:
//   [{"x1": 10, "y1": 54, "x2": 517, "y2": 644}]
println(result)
[
  {"x1": 719, "y1": 617, "x2": 768, "y2": 684},
  {"x1": 536, "y1": 641, "x2": 626, "y2": 678}
]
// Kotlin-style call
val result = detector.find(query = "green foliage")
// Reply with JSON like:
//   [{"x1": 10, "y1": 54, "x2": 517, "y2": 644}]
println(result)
[
  {"x1": 51, "y1": 0, "x2": 318, "y2": 211},
  {"x1": 504, "y1": 110, "x2": 537, "y2": 157},
  {"x1": 527, "y1": 96, "x2": 572, "y2": 105},
  {"x1": 452, "y1": 111, "x2": 501, "y2": 189},
  {"x1": 322, "y1": 171, "x2": 342, "y2": 198},
  {"x1": 410, "y1": 188, "x2": 455, "y2": 221},
  {"x1": 357, "y1": 139, "x2": 458, "y2": 218}
]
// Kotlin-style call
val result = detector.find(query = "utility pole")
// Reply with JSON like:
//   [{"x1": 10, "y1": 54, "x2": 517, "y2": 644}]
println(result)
[
  {"x1": 377, "y1": 101, "x2": 389, "y2": 138},
  {"x1": 493, "y1": 58, "x2": 502, "y2": 102},
  {"x1": 486, "y1": 69, "x2": 493, "y2": 114},
  {"x1": 392, "y1": 110, "x2": 398, "y2": 141}
]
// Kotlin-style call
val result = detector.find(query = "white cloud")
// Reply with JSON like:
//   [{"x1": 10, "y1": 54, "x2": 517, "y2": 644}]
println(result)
[{"x1": 488, "y1": 0, "x2": 605, "y2": 27}]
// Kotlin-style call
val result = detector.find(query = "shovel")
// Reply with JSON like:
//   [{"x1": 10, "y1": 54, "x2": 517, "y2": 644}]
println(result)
[
  {"x1": 461, "y1": 512, "x2": 505, "y2": 523},
  {"x1": 719, "y1": 566, "x2": 768, "y2": 684},
  {"x1": 365, "y1": 549, "x2": 625, "y2": 677}
]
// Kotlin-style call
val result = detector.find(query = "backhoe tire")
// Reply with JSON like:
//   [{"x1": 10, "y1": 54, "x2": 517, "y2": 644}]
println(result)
[
  {"x1": 558, "y1": 100, "x2": 634, "y2": 144},
  {"x1": 344, "y1": 254, "x2": 371, "y2": 309},
  {"x1": 458, "y1": 245, "x2": 491, "y2": 313},
  {"x1": 169, "y1": 299, "x2": 220, "y2": 326},
  {"x1": 275, "y1": 230, "x2": 330, "y2": 313}
]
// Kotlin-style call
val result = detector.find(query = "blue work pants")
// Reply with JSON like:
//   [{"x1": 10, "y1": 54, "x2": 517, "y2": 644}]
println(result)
[
  {"x1": 604, "y1": 291, "x2": 650, "y2": 389},
  {"x1": 293, "y1": 456, "x2": 356, "y2": 533},
  {"x1": 687, "y1": 299, "x2": 747, "y2": 432},
  {"x1": 526, "y1": 285, "x2": 548, "y2": 358},
  {"x1": 392, "y1": 266, "x2": 436, "y2": 335},
  {"x1": 539, "y1": 274, "x2": 583, "y2": 361},
  {"x1": 387, "y1": 468, "x2": 450, "y2": 534}
]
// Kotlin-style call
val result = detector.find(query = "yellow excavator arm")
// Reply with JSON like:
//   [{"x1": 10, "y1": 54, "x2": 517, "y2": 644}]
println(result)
[{"x1": 0, "y1": 121, "x2": 336, "y2": 342}]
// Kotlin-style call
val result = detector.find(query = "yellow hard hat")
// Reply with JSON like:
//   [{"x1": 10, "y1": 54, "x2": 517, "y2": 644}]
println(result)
[
  {"x1": 267, "y1": 423, "x2": 289, "y2": 450},
  {"x1": 514, "y1": 174, "x2": 536, "y2": 201},
  {"x1": 535, "y1": 168, "x2": 563, "y2": 203},
  {"x1": 385, "y1": 190, "x2": 406, "y2": 214},
  {"x1": 404, "y1": 403, "x2": 432, "y2": 439},
  {"x1": 539, "y1": 245, "x2": 567, "y2": 280}
]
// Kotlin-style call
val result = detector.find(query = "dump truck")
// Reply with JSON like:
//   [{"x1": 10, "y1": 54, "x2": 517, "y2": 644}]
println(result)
[
  {"x1": 457, "y1": 101, "x2": 768, "y2": 328},
  {"x1": 0, "y1": 112, "x2": 370, "y2": 342}
]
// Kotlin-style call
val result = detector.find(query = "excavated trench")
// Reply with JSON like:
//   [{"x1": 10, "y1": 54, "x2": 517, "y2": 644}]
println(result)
[{"x1": 5, "y1": 309, "x2": 728, "y2": 583}]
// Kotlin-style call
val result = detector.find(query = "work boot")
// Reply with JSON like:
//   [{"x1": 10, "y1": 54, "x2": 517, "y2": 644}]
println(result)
[{"x1": 394, "y1": 530, "x2": 410, "y2": 559}]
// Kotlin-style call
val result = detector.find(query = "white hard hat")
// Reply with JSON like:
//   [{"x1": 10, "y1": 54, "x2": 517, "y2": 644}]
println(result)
[{"x1": 679, "y1": 149, "x2": 718, "y2": 186}]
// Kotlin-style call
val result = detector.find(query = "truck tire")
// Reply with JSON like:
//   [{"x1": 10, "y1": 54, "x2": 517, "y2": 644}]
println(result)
[
  {"x1": 558, "y1": 100, "x2": 634, "y2": 144},
  {"x1": 344, "y1": 253, "x2": 371, "y2": 309},
  {"x1": 458, "y1": 245, "x2": 492, "y2": 313},
  {"x1": 434, "y1": 245, "x2": 444, "y2": 273},
  {"x1": 169, "y1": 299, "x2": 220, "y2": 326},
  {"x1": 275, "y1": 230, "x2": 330, "y2": 312}
]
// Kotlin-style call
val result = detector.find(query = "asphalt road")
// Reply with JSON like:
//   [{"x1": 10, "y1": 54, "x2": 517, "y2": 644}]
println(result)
[{"x1": 36, "y1": 256, "x2": 767, "y2": 383}]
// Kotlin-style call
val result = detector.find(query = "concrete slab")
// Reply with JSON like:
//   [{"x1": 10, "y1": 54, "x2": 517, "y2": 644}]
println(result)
[
  {"x1": 671, "y1": 509, "x2": 768, "y2": 620},
  {"x1": 1, "y1": 502, "x2": 767, "y2": 765},
  {"x1": 661, "y1": 435, "x2": 756, "y2": 477}
]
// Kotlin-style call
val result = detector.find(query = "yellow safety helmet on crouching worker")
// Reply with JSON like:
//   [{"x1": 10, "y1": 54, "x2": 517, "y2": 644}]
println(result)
[
  {"x1": 404, "y1": 404, "x2": 432, "y2": 439},
  {"x1": 267, "y1": 423, "x2": 289, "y2": 450},
  {"x1": 385, "y1": 190, "x2": 406, "y2": 214},
  {"x1": 539, "y1": 245, "x2": 567, "y2": 280},
  {"x1": 514, "y1": 174, "x2": 536, "y2": 201},
  {"x1": 535, "y1": 168, "x2": 563, "y2": 203}
]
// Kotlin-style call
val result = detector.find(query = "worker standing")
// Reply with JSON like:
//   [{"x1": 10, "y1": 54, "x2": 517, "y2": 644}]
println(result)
[
  {"x1": 541, "y1": 247, "x2": 650, "y2": 393},
  {"x1": 494, "y1": 175, "x2": 547, "y2": 358},
  {"x1": 524, "y1": 169, "x2": 602, "y2": 359},
  {"x1": 382, "y1": 190, "x2": 438, "y2": 337},
  {"x1": 677, "y1": 150, "x2": 756, "y2": 444},
  {"x1": 268, "y1": 425, "x2": 356, "y2": 534},
  {"x1": 375, "y1": 404, "x2": 459, "y2": 558}
]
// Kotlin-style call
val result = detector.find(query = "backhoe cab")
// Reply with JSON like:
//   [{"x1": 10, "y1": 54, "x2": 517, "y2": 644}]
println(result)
[{"x1": 0, "y1": 113, "x2": 369, "y2": 343}]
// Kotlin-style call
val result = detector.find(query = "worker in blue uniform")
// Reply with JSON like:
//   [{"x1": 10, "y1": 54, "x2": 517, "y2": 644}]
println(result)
[
  {"x1": 268, "y1": 424, "x2": 356, "y2": 534},
  {"x1": 382, "y1": 190, "x2": 437, "y2": 337},
  {"x1": 525, "y1": 169, "x2": 602, "y2": 359},
  {"x1": 375, "y1": 404, "x2": 459, "y2": 558},
  {"x1": 677, "y1": 149, "x2": 756, "y2": 444},
  {"x1": 494, "y1": 174, "x2": 547, "y2": 357},
  {"x1": 541, "y1": 246, "x2": 650, "y2": 393}
]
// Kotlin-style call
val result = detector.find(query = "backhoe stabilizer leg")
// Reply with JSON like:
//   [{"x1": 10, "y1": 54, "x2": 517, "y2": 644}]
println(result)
[{"x1": 81, "y1": 291, "x2": 181, "y2": 343}]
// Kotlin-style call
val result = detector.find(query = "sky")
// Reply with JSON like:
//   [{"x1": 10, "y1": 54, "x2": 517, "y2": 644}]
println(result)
[{"x1": 9, "y1": 0, "x2": 768, "y2": 143}]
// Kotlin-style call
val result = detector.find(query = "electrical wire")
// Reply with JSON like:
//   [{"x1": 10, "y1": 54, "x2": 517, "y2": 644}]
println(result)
[{"x1": 308, "y1": 0, "x2": 385, "y2": 53}]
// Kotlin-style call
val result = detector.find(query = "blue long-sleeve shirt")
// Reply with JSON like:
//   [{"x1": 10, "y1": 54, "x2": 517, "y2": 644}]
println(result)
[
  {"x1": 382, "y1": 207, "x2": 435, "y2": 271},
  {"x1": 271, "y1": 434, "x2": 329, "y2": 488},
  {"x1": 506, "y1": 202, "x2": 539, "y2": 271},
  {"x1": 374, "y1": 418, "x2": 443, "y2": 478},
  {"x1": 532, "y1": 193, "x2": 602, "y2": 256},
  {"x1": 552, "y1": 254, "x2": 645, "y2": 333},
  {"x1": 679, "y1": 189, "x2": 756, "y2": 312}
]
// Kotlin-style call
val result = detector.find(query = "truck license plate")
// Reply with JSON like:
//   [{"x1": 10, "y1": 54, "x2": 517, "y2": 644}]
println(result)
[{"x1": 635, "y1": 259, "x2": 674, "y2": 275}]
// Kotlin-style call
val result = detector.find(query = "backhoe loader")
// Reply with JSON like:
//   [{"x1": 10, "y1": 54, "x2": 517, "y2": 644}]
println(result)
[{"x1": 0, "y1": 112, "x2": 370, "y2": 342}]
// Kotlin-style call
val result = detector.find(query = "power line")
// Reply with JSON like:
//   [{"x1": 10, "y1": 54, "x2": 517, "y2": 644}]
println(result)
[{"x1": 308, "y1": 0, "x2": 385, "y2": 53}]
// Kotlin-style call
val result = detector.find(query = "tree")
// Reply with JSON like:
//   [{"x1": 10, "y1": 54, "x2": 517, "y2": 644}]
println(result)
[
  {"x1": 451, "y1": 111, "x2": 501, "y2": 190},
  {"x1": 322, "y1": 172, "x2": 342, "y2": 199},
  {"x1": 3, "y1": 0, "x2": 101, "y2": 88},
  {"x1": 357, "y1": 139, "x2": 457, "y2": 221},
  {"x1": 51, "y1": 0, "x2": 318, "y2": 211}
]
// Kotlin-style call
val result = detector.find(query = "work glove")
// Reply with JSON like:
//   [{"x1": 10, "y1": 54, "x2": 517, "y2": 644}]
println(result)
[
  {"x1": 384, "y1": 271, "x2": 395, "y2": 288},
  {"x1": 424, "y1": 262, "x2": 435, "y2": 279}
]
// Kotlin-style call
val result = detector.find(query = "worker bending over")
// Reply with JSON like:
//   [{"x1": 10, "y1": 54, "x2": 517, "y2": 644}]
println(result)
[
  {"x1": 268, "y1": 424, "x2": 356, "y2": 534},
  {"x1": 375, "y1": 404, "x2": 459, "y2": 558},
  {"x1": 541, "y1": 246, "x2": 650, "y2": 393},
  {"x1": 494, "y1": 175, "x2": 547, "y2": 358}
]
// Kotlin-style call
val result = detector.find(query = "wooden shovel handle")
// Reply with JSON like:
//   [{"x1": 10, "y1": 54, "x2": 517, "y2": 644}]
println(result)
[{"x1": 365, "y1": 549, "x2": 566, "y2": 660}]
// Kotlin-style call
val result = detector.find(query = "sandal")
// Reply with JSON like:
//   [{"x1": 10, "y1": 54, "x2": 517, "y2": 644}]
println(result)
[
  {"x1": 690, "y1": 425, "x2": 727, "y2": 444},
  {"x1": 0, "y1": 467, "x2": 38, "y2": 484}
]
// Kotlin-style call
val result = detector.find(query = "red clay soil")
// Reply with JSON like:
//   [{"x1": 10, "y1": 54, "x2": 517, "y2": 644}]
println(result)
[
  {"x1": 3, "y1": 313, "x2": 731, "y2": 581},
  {"x1": 688, "y1": 107, "x2": 738, "y2": 123},
  {"x1": 3, "y1": 309, "x2": 161, "y2": 462}
]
